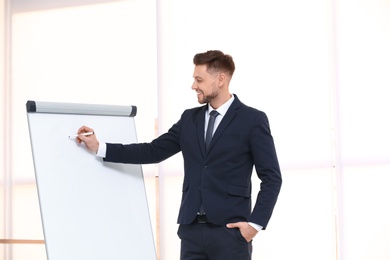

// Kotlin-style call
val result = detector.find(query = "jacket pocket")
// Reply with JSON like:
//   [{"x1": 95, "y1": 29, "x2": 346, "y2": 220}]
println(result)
[{"x1": 227, "y1": 184, "x2": 251, "y2": 198}]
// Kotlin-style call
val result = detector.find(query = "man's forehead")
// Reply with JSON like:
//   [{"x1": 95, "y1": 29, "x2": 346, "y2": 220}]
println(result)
[{"x1": 193, "y1": 65, "x2": 213, "y2": 77}]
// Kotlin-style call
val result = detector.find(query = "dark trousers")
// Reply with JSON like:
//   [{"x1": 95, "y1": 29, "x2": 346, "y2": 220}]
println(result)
[{"x1": 177, "y1": 221, "x2": 252, "y2": 260}]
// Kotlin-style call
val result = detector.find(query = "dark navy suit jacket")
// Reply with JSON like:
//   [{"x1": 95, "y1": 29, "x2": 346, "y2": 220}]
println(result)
[{"x1": 104, "y1": 95, "x2": 282, "y2": 229}]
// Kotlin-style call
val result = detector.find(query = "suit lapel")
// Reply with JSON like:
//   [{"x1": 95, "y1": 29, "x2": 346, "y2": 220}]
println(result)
[
  {"x1": 197, "y1": 105, "x2": 208, "y2": 156},
  {"x1": 206, "y1": 96, "x2": 242, "y2": 153}
]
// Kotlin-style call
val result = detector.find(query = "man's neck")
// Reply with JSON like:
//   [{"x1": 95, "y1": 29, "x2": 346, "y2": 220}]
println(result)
[{"x1": 209, "y1": 93, "x2": 232, "y2": 109}]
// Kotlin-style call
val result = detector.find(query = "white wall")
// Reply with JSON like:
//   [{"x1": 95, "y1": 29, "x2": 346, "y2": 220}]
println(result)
[{"x1": 335, "y1": 1, "x2": 390, "y2": 259}]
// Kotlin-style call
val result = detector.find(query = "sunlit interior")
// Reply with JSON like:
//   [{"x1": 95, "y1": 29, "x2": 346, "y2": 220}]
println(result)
[{"x1": 1, "y1": 0, "x2": 390, "y2": 259}]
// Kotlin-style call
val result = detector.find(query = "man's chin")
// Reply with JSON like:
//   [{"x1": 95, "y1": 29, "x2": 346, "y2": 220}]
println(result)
[{"x1": 197, "y1": 96, "x2": 206, "y2": 104}]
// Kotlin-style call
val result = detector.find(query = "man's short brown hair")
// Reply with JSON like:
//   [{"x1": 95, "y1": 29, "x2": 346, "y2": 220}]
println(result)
[{"x1": 193, "y1": 50, "x2": 235, "y2": 76}]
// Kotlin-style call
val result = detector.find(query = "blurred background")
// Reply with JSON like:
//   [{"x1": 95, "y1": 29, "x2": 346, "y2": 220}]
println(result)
[{"x1": 1, "y1": 0, "x2": 390, "y2": 259}]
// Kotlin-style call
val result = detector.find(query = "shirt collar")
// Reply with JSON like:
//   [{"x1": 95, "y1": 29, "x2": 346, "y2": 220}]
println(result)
[{"x1": 207, "y1": 94, "x2": 235, "y2": 117}]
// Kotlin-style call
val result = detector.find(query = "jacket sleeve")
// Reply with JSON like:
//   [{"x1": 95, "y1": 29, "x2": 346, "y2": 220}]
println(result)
[
  {"x1": 104, "y1": 117, "x2": 183, "y2": 164},
  {"x1": 249, "y1": 112, "x2": 282, "y2": 229}
]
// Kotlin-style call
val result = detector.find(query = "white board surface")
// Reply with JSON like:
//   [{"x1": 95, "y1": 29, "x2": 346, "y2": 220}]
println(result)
[{"x1": 26, "y1": 101, "x2": 156, "y2": 260}]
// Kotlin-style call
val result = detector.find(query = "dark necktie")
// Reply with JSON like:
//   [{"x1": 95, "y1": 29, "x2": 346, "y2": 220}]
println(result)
[
  {"x1": 199, "y1": 110, "x2": 219, "y2": 216},
  {"x1": 205, "y1": 110, "x2": 219, "y2": 151}
]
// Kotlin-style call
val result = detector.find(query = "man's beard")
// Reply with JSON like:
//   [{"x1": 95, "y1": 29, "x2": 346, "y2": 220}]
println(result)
[{"x1": 199, "y1": 91, "x2": 218, "y2": 104}]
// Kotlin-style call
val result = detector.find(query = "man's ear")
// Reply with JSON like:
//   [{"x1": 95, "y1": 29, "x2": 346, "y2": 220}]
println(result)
[{"x1": 218, "y1": 72, "x2": 226, "y2": 87}]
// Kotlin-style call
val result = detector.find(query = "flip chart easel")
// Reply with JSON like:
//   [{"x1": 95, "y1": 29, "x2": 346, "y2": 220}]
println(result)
[{"x1": 26, "y1": 100, "x2": 156, "y2": 260}]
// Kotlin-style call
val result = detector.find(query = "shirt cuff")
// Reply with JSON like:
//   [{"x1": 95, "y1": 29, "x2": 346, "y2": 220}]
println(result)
[
  {"x1": 248, "y1": 222, "x2": 263, "y2": 232},
  {"x1": 96, "y1": 142, "x2": 107, "y2": 158}
]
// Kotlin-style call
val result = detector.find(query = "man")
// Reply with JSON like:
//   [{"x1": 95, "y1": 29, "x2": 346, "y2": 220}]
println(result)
[{"x1": 77, "y1": 50, "x2": 282, "y2": 260}]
